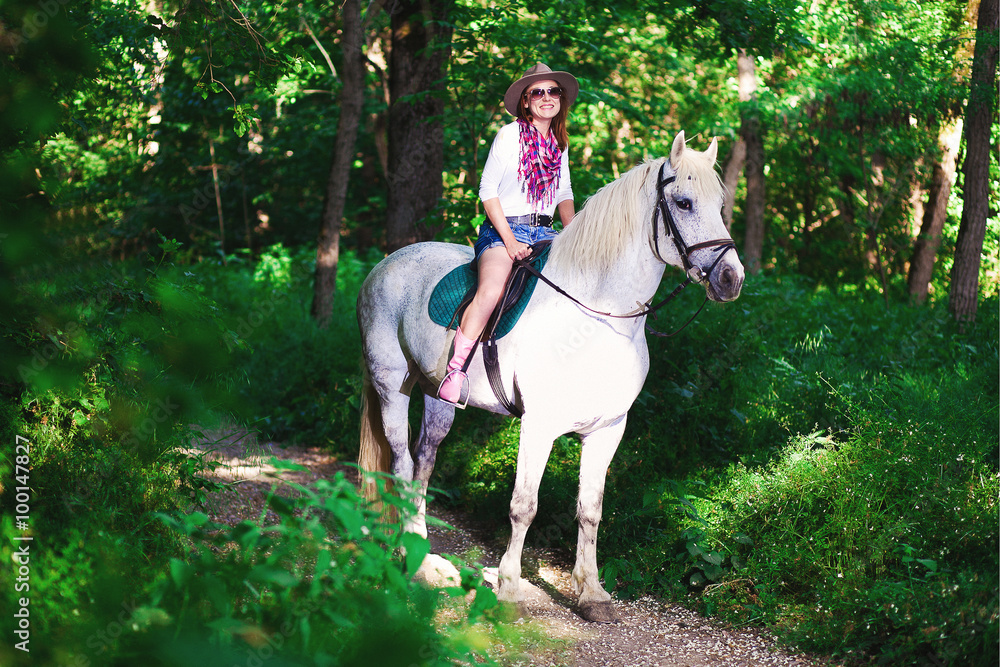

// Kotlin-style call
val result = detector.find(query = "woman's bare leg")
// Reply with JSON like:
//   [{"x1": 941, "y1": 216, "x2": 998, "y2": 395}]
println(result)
[
  {"x1": 459, "y1": 246, "x2": 514, "y2": 339},
  {"x1": 437, "y1": 246, "x2": 514, "y2": 404}
]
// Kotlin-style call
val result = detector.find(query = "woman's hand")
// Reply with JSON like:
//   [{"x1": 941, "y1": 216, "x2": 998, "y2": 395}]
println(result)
[{"x1": 505, "y1": 239, "x2": 531, "y2": 261}]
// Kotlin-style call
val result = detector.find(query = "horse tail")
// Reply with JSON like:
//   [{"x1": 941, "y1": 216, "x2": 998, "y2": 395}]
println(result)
[{"x1": 357, "y1": 367, "x2": 394, "y2": 511}]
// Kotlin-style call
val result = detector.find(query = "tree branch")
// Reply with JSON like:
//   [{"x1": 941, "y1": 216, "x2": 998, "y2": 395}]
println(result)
[{"x1": 301, "y1": 16, "x2": 337, "y2": 79}]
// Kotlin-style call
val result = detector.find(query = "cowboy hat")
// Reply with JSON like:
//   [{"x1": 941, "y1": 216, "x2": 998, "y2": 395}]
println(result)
[{"x1": 503, "y1": 62, "x2": 579, "y2": 116}]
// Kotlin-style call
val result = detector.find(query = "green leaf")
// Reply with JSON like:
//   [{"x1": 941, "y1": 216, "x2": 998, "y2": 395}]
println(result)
[
  {"x1": 702, "y1": 563, "x2": 725, "y2": 581},
  {"x1": 267, "y1": 494, "x2": 296, "y2": 516},
  {"x1": 687, "y1": 542, "x2": 706, "y2": 558},
  {"x1": 158, "y1": 237, "x2": 183, "y2": 253},
  {"x1": 249, "y1": 565, "x2": 299, "y2": 588},
  {"x1": 384, "y1": 563, "x2": 407, "y2": 591},
  {"x1": 602, "y1": 560, "x2": 618, "y2": 585},
  {"x1": 187, "y1": 512, "x2": 210, "y2": 526},
  {"x1": 702, "y1": 552, "x2": 725, "y2": 566},
  {"x1": 326, "y1": 498, "x2": 364, "y2": 538},
  {"x1": 204, "y1": 575, "x2": 231, "y2": 614},
  {"x1": 169, "y1": 558, "x2": 192, "y2": 588},
  {"x1": 400, "y1": 531, "x2": 431, "y2": 576},
  {"x1": 300, "y1": 615, "x2": 311, "y2": 650},
  {"x1": 270, "y1": 458, "x2": 310, "y2": 473},
  {"x1": 314, "y1": 548, "x2": 332, "y2": 576},
  {"x1": 470, "y1": 584, "x2": 498, "y2": 618},
  {"x1": 206, "y1": 618, "x2": 249, "y2": 634},
  {"x1": 128, "y1": 606, "x2": 172, "y2": 630},
  {"x1": 232, "y1": 521, "x2": 260, "y2": 549}
]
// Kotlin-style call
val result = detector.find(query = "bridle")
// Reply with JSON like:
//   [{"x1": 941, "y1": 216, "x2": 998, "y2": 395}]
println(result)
[
  {"x1": 639, "y1": 160, "x2": 737, "y2": 336},
  {"x1": 651, "y1": 160, "x2": 737, "y2": 290},
  {"x1": 514, "y1": 159, "x2": 738, "y2": 337}
]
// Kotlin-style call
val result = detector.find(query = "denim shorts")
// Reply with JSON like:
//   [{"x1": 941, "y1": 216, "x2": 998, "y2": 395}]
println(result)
[{"x1": 473, "y1": 218, "x2": 560, "y2": 258}]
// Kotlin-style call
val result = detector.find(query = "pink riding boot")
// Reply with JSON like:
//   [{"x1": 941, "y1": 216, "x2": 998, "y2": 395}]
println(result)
[{"x1": 438, "y1": 327, "x2": 476, "y2": 405}]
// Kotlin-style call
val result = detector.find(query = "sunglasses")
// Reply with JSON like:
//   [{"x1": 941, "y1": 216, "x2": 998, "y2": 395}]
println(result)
[{"x1": 524, "y1": 86, "x2": 563, "y2": 100}]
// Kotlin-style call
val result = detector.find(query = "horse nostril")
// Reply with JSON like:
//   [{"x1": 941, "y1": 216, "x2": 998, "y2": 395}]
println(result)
[{"x1": 720, "y1": 266, "x2": 734, "y2": 290}]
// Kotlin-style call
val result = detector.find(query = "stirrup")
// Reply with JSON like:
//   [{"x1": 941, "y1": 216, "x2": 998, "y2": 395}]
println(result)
[{"x1": 437, "y1": 369, "x2": 469, "y2": 409}]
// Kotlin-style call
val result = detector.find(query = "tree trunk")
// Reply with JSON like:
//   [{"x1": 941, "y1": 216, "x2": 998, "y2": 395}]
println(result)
[
  {"x1": 722, "y1": 49, "x2": 757, "y2": 231},
  {"x1": 738, "y1": 49, "x2": 766, "y2": 274},
  {"x1": 722, "y1": 139, "x2": 746, "y2": 231},
  {"x1": 311, "y1": 0, "x2": 364, "y2": 328},
  {"x1": 907, "y1": 120, "x2": 963, "y2": 303},
  {"x1": 384, "y1": 0, "x2": 454, "y2": 253},
  {"x1": 949, "y1": 0, "x2": 998, "y2": 323}
]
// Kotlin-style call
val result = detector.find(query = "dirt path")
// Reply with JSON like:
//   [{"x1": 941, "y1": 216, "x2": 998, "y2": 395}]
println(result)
[{"x1": 189, "y1": 433, "x2": 838, "y2": 667}]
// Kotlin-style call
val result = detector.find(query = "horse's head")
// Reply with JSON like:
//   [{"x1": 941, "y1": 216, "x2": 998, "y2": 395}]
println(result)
[{"x1": 652, "y1": 131, "x2": 744, "y2": 302}]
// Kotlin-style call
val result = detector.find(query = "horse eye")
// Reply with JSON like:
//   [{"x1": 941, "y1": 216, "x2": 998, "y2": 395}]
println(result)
[{"x1": 675, "y1": 198, "x2": 692, "y2": 211}]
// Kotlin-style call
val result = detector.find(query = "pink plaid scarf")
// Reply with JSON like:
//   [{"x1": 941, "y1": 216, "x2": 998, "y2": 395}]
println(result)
[{"x1": 516, "y1": 118, "x2": 562, "y2": 209}]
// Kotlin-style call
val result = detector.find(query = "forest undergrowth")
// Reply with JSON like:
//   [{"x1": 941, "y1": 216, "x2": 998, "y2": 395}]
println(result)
[{"x1": 1, "y1": 243, "x2": 996, "y2": 666}]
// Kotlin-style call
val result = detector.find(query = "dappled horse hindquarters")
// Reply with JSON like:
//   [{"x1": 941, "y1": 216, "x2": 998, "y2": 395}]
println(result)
[{"x1": 357, "y1": 132, "x2": 744, "y2": 622}]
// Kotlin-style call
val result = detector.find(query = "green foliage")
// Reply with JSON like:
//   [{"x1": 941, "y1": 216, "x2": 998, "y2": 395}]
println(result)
[
  {"x1": 0, "y1": 460, "x2": 503, "y2": 667},
  {"x1": 14, "y1": 0, "x2": 990, "y2": 299},
  {"x1": 4, "y1": 238, "x2": 240, "y2": 460},
  {"x1": 753, "y1": 0, "x2": 969, "y2": 290},
  {"x1": 169, "y1": 243, "x2": 382, "y2": 448},
  {"x1": 0, "y1": 233, "x2": 245, "y2": 665},
  {"x1": 707, "y1": 421, "x2": 997, "y2": 665},
  {"x1": 104, "y1": 465, "x2": 499, "y2": 666},
  {"x1": 440, "y1": 275, "x2": 999, "y2": 665},
  {"x1": 670, "y1": 0, "x2": 810, "y2": 57}
]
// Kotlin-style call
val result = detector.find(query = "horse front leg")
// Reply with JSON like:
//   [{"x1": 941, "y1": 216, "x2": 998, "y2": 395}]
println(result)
[
  {"x1": 573, "y1": 416, "x2": 626, "y2": 623},
  {"x1": 497, "y1": 417, "x2": 556, "y2": 612}
]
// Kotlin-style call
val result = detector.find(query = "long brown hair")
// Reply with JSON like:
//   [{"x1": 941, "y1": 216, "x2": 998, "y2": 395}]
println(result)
[{"x1": 516, "y1": 89, "x2": 570, "y2": 150}]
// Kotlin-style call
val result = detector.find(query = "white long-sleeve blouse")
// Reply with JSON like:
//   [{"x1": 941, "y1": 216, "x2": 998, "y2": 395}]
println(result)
[{"x1": 478, "y1": 121, "x2": 573, "y2": 217}]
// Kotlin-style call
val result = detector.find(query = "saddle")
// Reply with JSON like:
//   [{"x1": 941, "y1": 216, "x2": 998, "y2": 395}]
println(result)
[
  {"x1": 429, "y1": 241, "x2": 552, "y2": 416},
  {"x1": 428, "y1": 241, "x2": 551, "y2": 339}
]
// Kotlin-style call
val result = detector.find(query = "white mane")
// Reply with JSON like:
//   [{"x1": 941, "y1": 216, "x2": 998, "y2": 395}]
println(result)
[{"x1": 549, "y1": 147, "x2": 724, "y2": 274}]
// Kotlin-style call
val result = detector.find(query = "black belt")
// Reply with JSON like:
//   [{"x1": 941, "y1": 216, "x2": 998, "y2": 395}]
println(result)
[{"x1": 506, "y1": 214, "x2": 552, "y2": 227}]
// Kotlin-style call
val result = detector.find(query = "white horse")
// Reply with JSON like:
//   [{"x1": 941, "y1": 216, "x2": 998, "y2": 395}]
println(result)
[{"x1": 357, "y1": 131, "x2": 744, "y2": 622}]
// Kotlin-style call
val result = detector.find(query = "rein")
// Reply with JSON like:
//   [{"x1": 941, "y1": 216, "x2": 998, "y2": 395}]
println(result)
[
  {"x1": 514, "y1": 160, "x2": 737, "y2": 337},
  {"x1": 469, "y1": 159, "x2": 739, "y2": 416}
]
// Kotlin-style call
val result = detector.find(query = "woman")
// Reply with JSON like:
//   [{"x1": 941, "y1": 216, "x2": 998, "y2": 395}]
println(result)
[{"x1": 439, "y1": 62, "x2": 579, "y2": 404}]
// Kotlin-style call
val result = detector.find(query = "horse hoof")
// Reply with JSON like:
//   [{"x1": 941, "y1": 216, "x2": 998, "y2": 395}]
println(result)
[
  {"x1": 494, "y1": 601, "x2": 530, "y2": 623},
  {"x1": 578, "y1": 601, "x2": 621, "y2": 623}
]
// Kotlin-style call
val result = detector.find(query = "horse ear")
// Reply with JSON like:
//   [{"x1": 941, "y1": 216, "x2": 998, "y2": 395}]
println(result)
[
  {"x1": 705, "y1": 136, "x2": 719, "y2": 164},
  {"x1": 670, "y1": 131, "x2": 686, "y2": 166}
]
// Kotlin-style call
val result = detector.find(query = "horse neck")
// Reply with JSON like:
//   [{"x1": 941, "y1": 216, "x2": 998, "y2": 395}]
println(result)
[{"x1": 546, "y1": 227, "x2": 667, "y2": 321}]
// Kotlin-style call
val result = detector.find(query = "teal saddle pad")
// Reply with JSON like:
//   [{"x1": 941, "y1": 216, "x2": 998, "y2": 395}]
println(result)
[{"x1": 428, "y1": 244, "x2": 551, "y2": 339}]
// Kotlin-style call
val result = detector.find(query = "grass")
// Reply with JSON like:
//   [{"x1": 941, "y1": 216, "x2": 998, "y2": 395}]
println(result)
[{"x1": 179, "y1": 243, "x2": 375, "y2": 447}]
